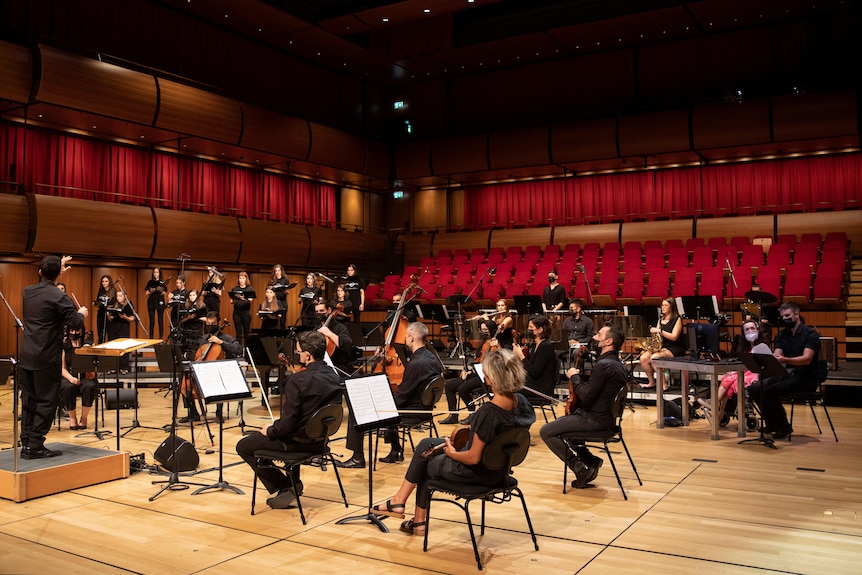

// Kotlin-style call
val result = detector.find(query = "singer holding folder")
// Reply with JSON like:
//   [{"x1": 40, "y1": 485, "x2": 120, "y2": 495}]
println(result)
[
  {"x1": 369, "y1": 348, "x2": 528, "y2": 536},
  {"x1": 236, "y1": 330, "x2": 342, "y2": 509}
]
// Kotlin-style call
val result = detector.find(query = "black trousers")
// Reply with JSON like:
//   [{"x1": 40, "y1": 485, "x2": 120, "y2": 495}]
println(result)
[
  {"x1": 20, "y1": 365, "x2": 62, "y2": 449},
  {"x1": 236, "y1": 432, "x2": 311, "y2": 493}
]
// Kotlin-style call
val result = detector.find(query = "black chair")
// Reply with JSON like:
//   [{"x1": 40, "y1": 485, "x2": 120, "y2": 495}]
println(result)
[
  {"x1": 785, "y1": 360, "x2": 837, "y2": 442},
  {"x1": 423, "y1": 427, "x2": 538, "y2": 571},
  {"x1": 374, "y1": 376, "x2": 446, "y2": 469},
  {"x1": 250, "y1": 404, "x2": 348, "y2": 524},
  {"x1": 560, "y1": 385, "x2": 642, "y2": 500}
]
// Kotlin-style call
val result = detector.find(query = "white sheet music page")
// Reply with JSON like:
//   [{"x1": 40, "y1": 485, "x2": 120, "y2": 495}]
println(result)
[
  {"x1": 345, "y1": 374, "x2": 396, "y2": 427},
  {"x1": 192, "y1": 360, "x2": 250, "y2": 397}
]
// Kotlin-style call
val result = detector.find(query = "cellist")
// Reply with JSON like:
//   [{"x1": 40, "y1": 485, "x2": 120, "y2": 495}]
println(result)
[
  {"x1": 179, "y1": 311, "x2": 242, "y2": 424},
  {"x1": 314, "y1": 299, "x2": 353, "y2": 375}
]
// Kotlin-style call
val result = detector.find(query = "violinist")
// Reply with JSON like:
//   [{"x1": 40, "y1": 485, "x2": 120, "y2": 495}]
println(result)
[
  {"x1": 168, "y1": 275, "x2": 188, "y2": 328},
  {"x1": 107, "y1": 290, "x2": 135, "y2": 374},
  {"x1": 235, "y1": 330, "x2": 342, "y2": 509},
  {"x1": 144, "y1": 266, "x2": 167, "y2": 339},
  {"x1": 202, "y1": 267, "x2": 224, "y2": 313},
  {"x1": 333, "y1": 283, "x2": 354, "y2": 322},
  {"x1": 298, "y1": 272, "x2": 321, "y2": 327},
  {"x1": 270, "y1": 264, "x2": 291, "y2": 330},
  {"x1": 258, "y1": 285, "x2": 284, "y2": 330},
  {"x1": 439, "y1": 320, "x2": 494, "y2": 425},
  {"x1": 180, "y1": 312, "x2": 243, "y2": 424},
  {"x1": 513, "y1": 314, "x2": 558, "y2": 407},
  {"x1": 539, "y1": 325, "x2": 626, "y2": 489},
  {"x1": 229, "y1": 271, "x2": 256, "y2": 345},
  {"x1": 60, "y1": 327, "x2": 97, "y2": 430},
  {"x1": 337, "y1": 322, "x2": 438, "y2": 469},
  {"x1": 315, "y1": 300, "x2": 353, "y2": 375},
  {"x1": 94, "y1": 274, "x2": 116, "y2": 343},
  {"x1": 343, "y1": 264, "x2": 364, "y2": 322}
]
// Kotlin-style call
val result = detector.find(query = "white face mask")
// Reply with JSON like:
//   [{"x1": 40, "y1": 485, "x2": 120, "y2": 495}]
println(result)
[{"x1": 744, "y1": 331, "x2": 758, "y2": 342}]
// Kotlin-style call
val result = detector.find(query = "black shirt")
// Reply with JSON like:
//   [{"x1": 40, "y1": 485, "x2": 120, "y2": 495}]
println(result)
[
  {"x1": 522, "y1": 339, "x2": 558, "y2": 398},
  {"x1": 21, "y1": 280, "x2": 85, "y2": 370},
  {"x1": 562, "y1": 314, "x2": 595, "y2": 343},
  {"x1": 394, "y1": 346, "x2": 442, "y2": 411},
  {"x1": 774, "y1": 322, "x2": 820, "y2": 380},
  {"x1": 145, "y1": 279, "x2": 167, "y2": 310},
  {"x1": 570, "y1": 350, "x2": 627, "y2": 429},
  {"x1": 343, "y1": 277, "x2": 364, "y2": 309},
  {"x1": 229, "y1": 285, "x2": 256, "y2": 313},
  {"x1": 543, "y1": 284, "x2": 567, "y2": 311},
  {"x1": 268, "y1": 361, "x2": 343, "y2": 441}
]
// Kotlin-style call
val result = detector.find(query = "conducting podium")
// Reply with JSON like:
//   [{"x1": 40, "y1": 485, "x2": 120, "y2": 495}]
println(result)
[{"x1": 74, "y1": 338, "x2": 162, "y2": 450}]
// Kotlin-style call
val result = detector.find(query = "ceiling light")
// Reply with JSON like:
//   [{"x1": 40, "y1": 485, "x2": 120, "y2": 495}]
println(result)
[{"x1": 423, "y1": 9, "x2": 430, "y2": 14}]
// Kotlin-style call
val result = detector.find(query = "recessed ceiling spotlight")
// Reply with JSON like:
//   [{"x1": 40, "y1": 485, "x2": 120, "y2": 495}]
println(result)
[
  {"x1": 91, "y1": 125, "x2": 97, "y2": 129},
  {"x1": 382, "y1": 18, "x2": 389, "y2": 22},
  {"x1": 423, "y1": 9, "x2": 430, "y2": 14}
]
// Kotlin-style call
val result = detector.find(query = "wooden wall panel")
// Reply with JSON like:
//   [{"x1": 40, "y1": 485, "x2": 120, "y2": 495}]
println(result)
[
  {"x1": 237, "y1": 219, "x2": 309, "y2": 267},
  {"x1": 551, "y1": 118, "x2": 618, "y2": 163},
  {"x1": 37, "y1": 46, "x2": 157, "y2": 125},
  {"x1": 448, "y1": 189, "x2": 465, "y2": 229},
  {"x1": 0, "y1": 194, "x2": 29, "y2": 253},
  {"x1": 778, "y1": 211, "x2": 862, "y2": 257},
  {"x1": 395, "y1": 140, "x2": 432, "y2": 179},
  {"x1": 30, "y1": 195, "x2": 154, "y2": 258},
  {"x1": 488, "y1": 127, "x2": 550, "y2": 169},
  {"x1": 240, "y1": 103, "x2": 310, "y2": 160},
  {"x1": 489, "y1": 228, "x2": 553, "y2": 250},
  {"x1": 621, "y1": 219, "x2": 694, "y2": 246},
  {"x1": 0, "y1": 41, "x2": 32, "y2": 103},
  {"x1": 693, "y1": 100, "x2": 771, "y2": 150},
  {"x1": 151, "y1": 209, "x2": 240, "y2": 263},
  {"x1": 772, "y1": 90, "x2": 859, "y2": 142},
  {"x1": 619, "y1": 109, "x2": 690, "y2": 157},
  {"x1": 432, "y1": 230, "x2": 491, "y2": 255},
  {"x1": 554, "y1": 223, "x2": 620, "y2": 248},
  {"x1": 696, "y1": 215, "x2": 773, "y2": 243},
  {"x1": 156, "y1": 79, "x2": 242, "y2": 143},
  {"x1": 307, "y1": 227, "x2": 368, "y2": 268},
  {"x1": 413, "y1": 189, "x2": 448, "y2": 231},
  {"x1": 431, "y1": 134, "x2": 488, "y2": 175},
  {"x1": 307, "y1": 123, "x2": 366, "y2": 173}
]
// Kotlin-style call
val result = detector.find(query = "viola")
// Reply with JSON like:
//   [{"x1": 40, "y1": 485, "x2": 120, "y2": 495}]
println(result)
[
  {"x1": 422, "y1": 426, "x2": 470, "y2": 459},
  {"x1": 565, "y1": 377, "x2": 579, "y2": 415}
]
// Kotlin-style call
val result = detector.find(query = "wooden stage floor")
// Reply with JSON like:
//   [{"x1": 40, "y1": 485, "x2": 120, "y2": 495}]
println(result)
[{"x1": 0, "y1": 378, "x2": 860, "y2": 574}]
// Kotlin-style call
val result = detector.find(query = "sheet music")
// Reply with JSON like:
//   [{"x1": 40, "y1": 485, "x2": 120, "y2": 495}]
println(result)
[
  {"x1": 751, "y1": 343, "x2": 772, "y2": 355},
  {"x1": 473, "y1": 363, "x2": 485, "y2": 383},
  {"x1": 96, "y1": 338, "x2": 152, "y2": 351},
  {"x1": 344, "y1": 374, "x2": 398, "y2": 427},
  {"x1": 191, "y1": 359, "x2": 252, "y2": 403}
]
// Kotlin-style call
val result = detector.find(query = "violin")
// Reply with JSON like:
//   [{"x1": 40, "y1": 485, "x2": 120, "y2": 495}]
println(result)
[
  {"x1": 565, "y1": 376, "x2": 580, "y2": 416},
  {"x1": 277, "y1": 351, "x2": 305, "y2": 373},
  {"x1": 422, "y1": 426, "x2": 470, "y2": 459}
]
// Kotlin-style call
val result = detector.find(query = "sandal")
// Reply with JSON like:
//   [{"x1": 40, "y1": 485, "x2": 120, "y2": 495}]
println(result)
[
  {"x1": 371, "y1": 499, "x2": 405, "y2": 519},
  {"x1": 400, "y1": 518, "x2": 426, "y2": 535}
]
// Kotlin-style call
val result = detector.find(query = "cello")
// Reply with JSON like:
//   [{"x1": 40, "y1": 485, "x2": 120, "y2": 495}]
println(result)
[{"x1": 372, "y1": 275, "x2": 419, "y2": 390}]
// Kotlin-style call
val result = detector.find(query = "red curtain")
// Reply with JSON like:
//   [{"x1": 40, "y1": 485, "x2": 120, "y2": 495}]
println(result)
[{"x1": 0, "y1": 123, "x2": 336, "y2": 225}]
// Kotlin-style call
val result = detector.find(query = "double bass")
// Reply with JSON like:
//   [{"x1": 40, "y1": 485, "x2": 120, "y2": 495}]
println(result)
[{"x1": 372, "y1": 275, "x2": 419, "y2": 390}]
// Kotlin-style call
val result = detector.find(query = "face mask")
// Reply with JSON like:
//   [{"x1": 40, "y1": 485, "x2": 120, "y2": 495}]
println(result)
[
  {"x1": 527, "y1": 329, "x2": 535, "y2": 337},
  {"x1": 781, "y1": 317, "x2": 795, "y2": 328},
  {"x1": 744, "y1": 331, "x2": 758, "y2": 342},
  {"x1": 548, "y1": 276, "x2": 555, "y2": 283},
  {"x1": 317, "y1": 313, "x2": 328, "y2": 321},
  {"x1": 205, "y1": 324, "x2": 219, "y2": 335},
  {"x1": 68, "y1": 333, "x2": 82, "y2": 341}
]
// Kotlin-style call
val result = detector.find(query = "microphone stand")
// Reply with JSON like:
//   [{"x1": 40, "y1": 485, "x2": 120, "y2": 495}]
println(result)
[
  {"x1": 315, "y1": 272, "x2": 336, "y2": 284},
  {"x1": 0, "y1": 289, "x2": 23, "y2": 471},
  {"x1": 114, "y1": 278, "x2": 148, "y2": 337},
  {"x1": 579, "y1": 265, "x2": 594, "y2": 306}
]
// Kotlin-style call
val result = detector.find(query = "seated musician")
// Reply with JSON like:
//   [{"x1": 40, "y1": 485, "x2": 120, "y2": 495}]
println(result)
[
  {"x1": 540, "y1": 325, "x2": 626, "y2": 488},
  {"x1": 336, "y1": 322, "x2": 440, "y2": 469},
  {"x1": 561, "y1": 299, "x2": 595, "y2": 371},
  {"x1": 315, "y1": 299, "x2": 354, "y2": 375},
  {"x1": 258, "y1": 285, "x2": 284, "y2": 330},
  {"x1": 638, "y1": 297, "x2": 685, "y2": 390},
  {"x1": 369, "y1": 348, "x2": 529, "y2": 536},
  {"x1": 235, "y1": 330, "x2": 343, "y2": 509},
  {"x1": 513, "y1": 314, "x2": 559, "y2": 407},
  {"x1": 383, "y1": 293, "x2": 417, "y2": 328},
  {"x1": 60, "y1": 327, "x2": 97, "y2": 430},
  {"x1": 333, "y1": 284, "x2": 354, "y2": 322},
  {"x1": 180, "y1": 311, "x2": 243, "y2": 423}
]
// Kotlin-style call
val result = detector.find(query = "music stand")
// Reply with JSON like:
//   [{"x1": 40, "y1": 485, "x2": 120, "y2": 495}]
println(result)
[
  {"x1": 738, "y1": 352, "x2": 789, "y2": 450},
  {"x1": 677, "y1": 296, "x2": 719, "y2": 321},
  {"x1": 189, "y1": 359, "x2": 253, "y2": 495},
  {"x1": 336, "y1": 373, "x2": 401, "y2": 533},
  {"x1": 67, "y1": 350, "x2": 111, "y2": 441}
]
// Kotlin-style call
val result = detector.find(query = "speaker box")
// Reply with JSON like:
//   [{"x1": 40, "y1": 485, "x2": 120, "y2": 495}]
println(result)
[
  {"x1": 154, "y1": 435, "x2": 199, "y2": 472},
  {"x1": 104, "y1": 388, "x2": 138, "y2": 409}
]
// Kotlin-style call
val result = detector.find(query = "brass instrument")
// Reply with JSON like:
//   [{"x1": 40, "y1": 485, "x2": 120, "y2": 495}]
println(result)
[{"x1": 636, "y1": 318, "x2": 663, "y2": 354}]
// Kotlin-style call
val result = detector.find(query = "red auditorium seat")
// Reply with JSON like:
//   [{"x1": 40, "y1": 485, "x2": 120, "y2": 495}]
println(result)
[
  {"x1": 698, "y1": 268, "x2": 726, "y2": 303},
  {"x1": 792, "y1": 242, "x2": 819, "y2": 270},
  {"x1": 435, "y1": 283, "x2": 462, "y2": 305},
  {"x1": 672, "y1": 268, "x2": 698, "y2": 297},
  {"x1": 617, "y1": 273, "x2": 645, "y2": 305},
  {"x1": 527, "y1": 281, "x2": 546, "y2": 296},
  {"x1": 364, "y1": 284, "x2": 383, "y2": 306},
  {"x1": 775, "y1": 234, "x2": 797, "y2": 245},
  {"x1": 726, "y1": 265, "x2": 754, "y2": 300},
  {"x1": 800, "y1": 233, "x2": 822, "y2": 245},
  {"x1": 505, "y1": 246, "x2": 523, "y2": 262},
  {"x1": 782, "y1": 265, "x2": 813, "y2": 305},
  {"x1": 504, "y1": 282, "x2": 528, "y2": 301},
  {"x1": 739, "y1": 244, "x2": 765, "y2": 269},
  {"x1": 813, "y1": 273, "x2": 843, "y2": 306},
  {"x1": 691, "y1": 246, "x2": 714, "y2": 271},
  {"x1": 481, "y1": 282, "x2": 506, "y2": 303},
  {"x1": 486, "y1": 247, "x2": 506, "y2": 264},
  {"x1": 707, "y1": 237, "x2": 727, "y2": 249},
  {"x1": 766, "y1": 242, "x2": 791, "y2": 269},
  {"x1": 643, "y1": 268, "x2": 670, "y2": 304},
  {"x1": 643, "y1": 240, "x2": 663, "y2": 250},
  {"x1": 667, "y1": 247, "x2": 690, "y2": 271},
  {"x1": 523, "y1": 250, "x2": 542, "y2": 266},
  {"x1": 729, "y1": 236, "x2": 750, "y2": 247},
  {"x1": 664, "y1": 239, "x2": 684, "y2": 250},
  {"x1": 716, "y1": 245, "x2": 740, "y2": 268},
  {"x1": 755, "y1": 265, "x2": 782, "y2": 298},
  {"x1": 543, "y1": 244, "x2": 562, "y2": 260},
  {"x1": 819, "y1": 249, "x2": 847, "y2": 268},
  {"x1": 561, "y1": 243, "x2": 580, "y2": 256},
  {"x1": 685, "y1": 237, "x2": 705, "y2": 250},
  {"x1": 419, "y1": 256, "x2": 436, "y2": 271},
  {"x1": 644, "y1": 248, "x2": 666, "y2": 270}
]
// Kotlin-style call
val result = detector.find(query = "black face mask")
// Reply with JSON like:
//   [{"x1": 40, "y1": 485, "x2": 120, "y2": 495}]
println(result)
[
  {"x1": 205, "y1": 324, "x2": 219, "y2": 335},
  {"x1": 317, "y1": 313, "x2": 328, "y2": 322},
  {"x1": 548, "y1": 275, "x2": 555, "y2": 284},
  {"x1": 68, "y1": 333, "x2": 82, "y2": 341},
  {"x1": 527, "y1": 329, "x2": 535, "y2": 337},
  {"x1": 781, "y1": 317, "x2": 795, "y2": 328}
]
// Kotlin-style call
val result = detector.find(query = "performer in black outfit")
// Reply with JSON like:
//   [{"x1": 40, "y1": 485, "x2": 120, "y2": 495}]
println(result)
[
  {"x1": 167, "y1": 275, "x2": 188, "y2": 330},
  {"x1": 107, "y1": 290, "x2": 135, "y2": 373},
  {"x1": 315, "y1": 299, "x2": 354, "y2": 375},
  {"x1": 369, "y1": 348, "x2": 529, "y2": 536},
  {"x1": 542, "y1": 270, "x2": 567, "y2": 313},
  {"x1": 639, "y1": 297, "x2": 685, "y2": 390},
  {"x1": 298, "y1": 272, "x2": 321, "y2": 327},
  {"x1": 144, "y1": 266, "x2": 167, "y2": 339},
  {"x1": 540, "y1": 325, "x2": 627, "y2": 488},
  {"x1": 561, "y1": 298, "x2": 595, "y2": 372},
  {"x1": 20, "y1": 255, "x2": 88, "y2": 459},
  {"x1": 229, "y1": 271, "x2": 256, "y2": 346},
  {"x1": 336, "y1": 322, "x2": 440, "y2": 469},
  {"x1": 334, "y1": 283, "x2": 354, "y2": 322},
  {"x1": 60, "y1": 327, "x2": 98, "y2": 430},
  {"x1": 748, "y1": 302, "x2": 820, "y2": 439},
  {"x1": 93, "y1": 274, "x2": 115, "y2": 344},
  {"x1": 270, "y1": 264, "x2": 292, "y2": 330},
  {"x1": 258, "y1": 285, "x2": 284, "y2": 330},
  {"x1": 201, "y1": 267, "x2": 224, "y2": 313},
  {"x1": 235, "y1": 330, "x2": 343, "y2": 509},
  {"x1": 514, "y1": 314, "x2": 559, "y2": 403},
  {"x1": 343, "y1": 263, "x2": 365, "y2": 322}
]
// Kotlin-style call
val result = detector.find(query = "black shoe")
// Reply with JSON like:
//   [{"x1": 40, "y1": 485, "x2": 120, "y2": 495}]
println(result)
[
  {"x1": 570, "y1": 457, "x2": 597, "y2": 489},
  {"x1": 21, "y1": 446, "x2": 62, "y2": 460},
  {"x1": 178, "y1": 415, "x2": 201, "y2": 424},
  {"x1": 759, "y1": 425, "x2": 777, "y2": 434},
  {"x1": 773, "y1": 426, "x2": 793, "y2": 440},
  {"x1": 585, "y1": 458, "x2": 603, "y2": 484},
  {"x1": 266, "y1": 487, "x2": 299, "y2": 509},
  {"x1": 438, "y1": 415, "x2": 459, "y2": 425},
  {"x1": 459, "y1": 417, "x2": 472, "y2": 425},
  {"x1": 335, "y1": 456, "x2": 366, "y2": 469},
  {"x1": 379, "y1": 451, "x2": 404, "y2": 464}
]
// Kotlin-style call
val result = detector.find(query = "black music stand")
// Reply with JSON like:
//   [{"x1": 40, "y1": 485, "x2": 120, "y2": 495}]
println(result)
[
  {"x1": 677, "y1": 295, "x2": 719, "y2": 321},
  {"x1": 69, "y1": 350, "x2": 112, "y2": 441},
  {"x1": 336, "y1": 373, "x2": 402, "y2": 533},
  {"x1": 190, "y1": 359, "x2": 253, "y2": 495},
  {"x1": 738, "y1": 352, "x2": 789, "y2": 450},
  {"x1": 513, "y1": 295, "x2": 542, "y2": 317}
]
